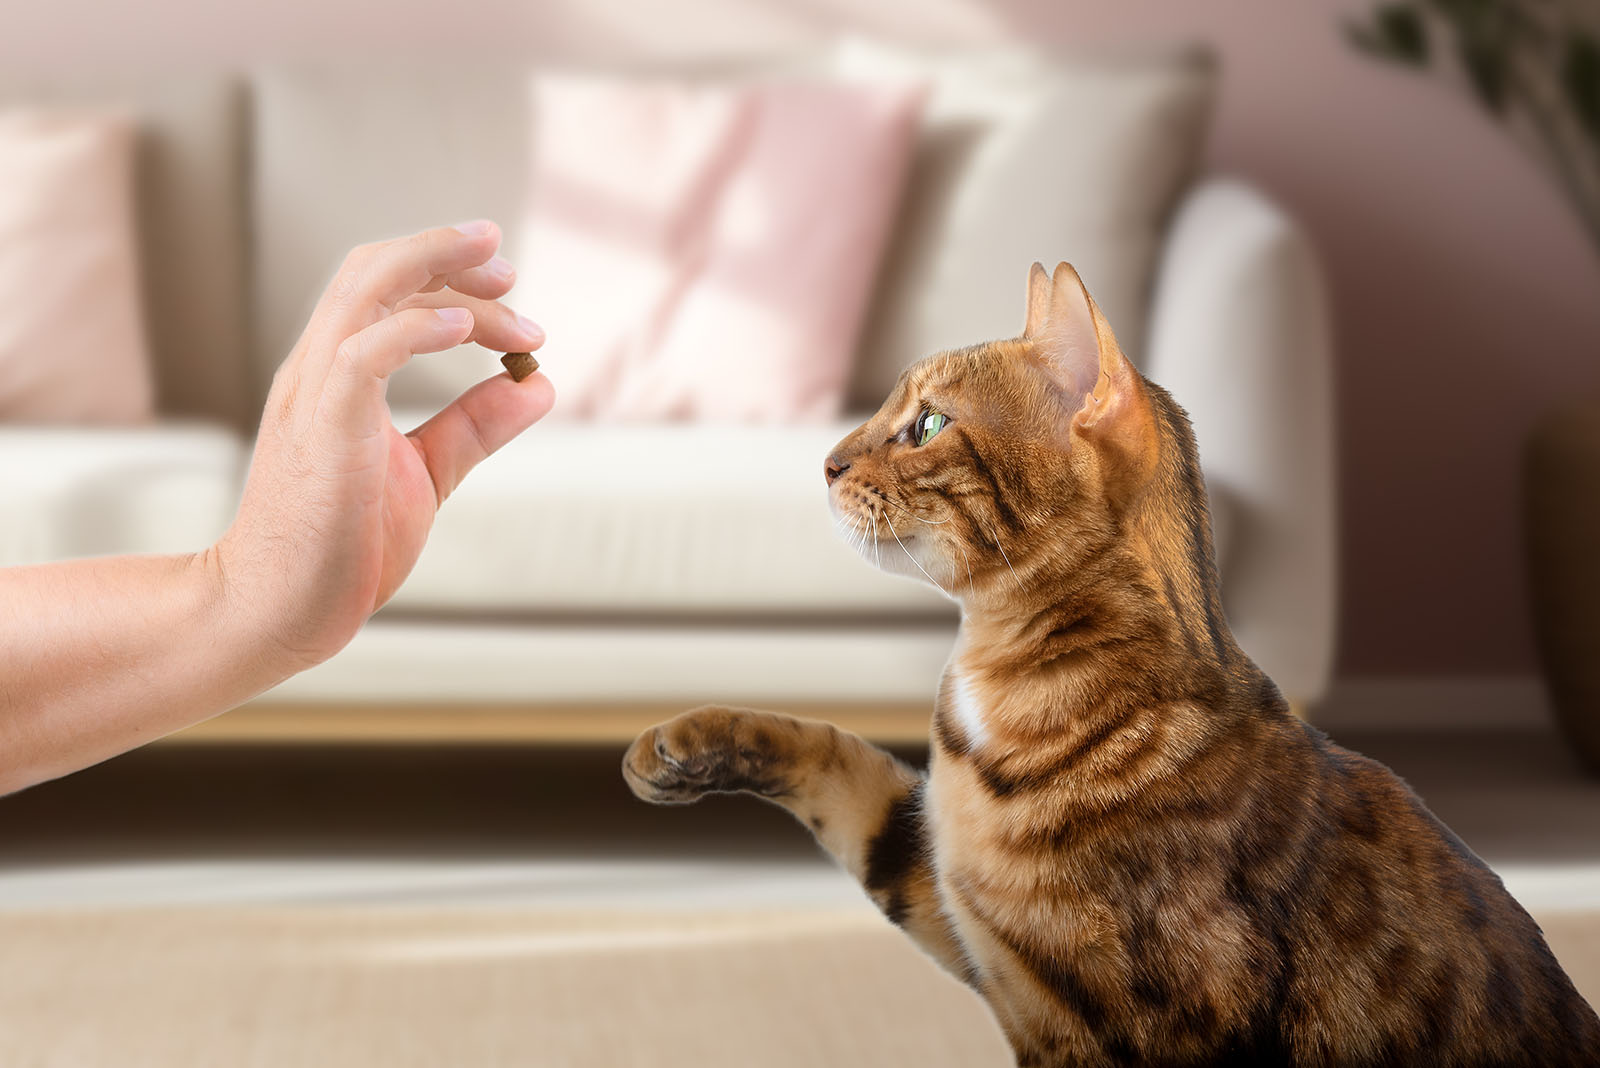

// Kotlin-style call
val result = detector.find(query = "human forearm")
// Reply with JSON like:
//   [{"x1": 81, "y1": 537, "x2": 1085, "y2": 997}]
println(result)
[
  {"x1": 0, "y1": 549, "x2": 284, "y2": 794},
  {"x1": 0, "y1": 222, "x2": 549, "y2": 796}
]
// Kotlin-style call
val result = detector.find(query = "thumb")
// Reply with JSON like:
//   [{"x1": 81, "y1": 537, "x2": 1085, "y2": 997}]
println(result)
[{"x1": 405, "y1": 373, "x2": 556, "y2": 505}]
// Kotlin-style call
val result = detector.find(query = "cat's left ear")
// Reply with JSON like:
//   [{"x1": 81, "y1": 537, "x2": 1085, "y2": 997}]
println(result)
[{"x1": 1024, "y1": 262, "x2": 1159, "y2": 495}]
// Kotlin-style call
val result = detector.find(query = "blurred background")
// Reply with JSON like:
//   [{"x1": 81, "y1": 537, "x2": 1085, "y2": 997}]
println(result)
[{"x1": 0, "y1": 0, "x2": 1597, "y2": 1063}]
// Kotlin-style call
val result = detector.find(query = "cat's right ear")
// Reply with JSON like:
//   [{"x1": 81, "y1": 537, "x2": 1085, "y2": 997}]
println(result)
[
  {"x1": 1023, "y1": 262, "x2": 1160, "y2": 501},
  {"x1": 1020, "y1": 261, "x2": 1109, "y2": 415}
]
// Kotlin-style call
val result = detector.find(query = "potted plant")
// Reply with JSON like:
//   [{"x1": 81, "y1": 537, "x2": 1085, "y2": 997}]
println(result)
[{"x1": 1350, "y1": 0, "x2": 1600, "y2": 771}]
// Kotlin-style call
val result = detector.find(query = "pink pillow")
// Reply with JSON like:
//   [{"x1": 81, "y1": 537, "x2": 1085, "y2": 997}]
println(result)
[
  {"x1": 515, "y1": 74, "x2": 924, "y2": 422},
  {"x1": 0, "y1": 110, "x2": 154, "y2": 424}
]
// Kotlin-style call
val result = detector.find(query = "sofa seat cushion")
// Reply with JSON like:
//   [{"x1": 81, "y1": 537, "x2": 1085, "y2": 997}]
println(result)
[
  {"x1": 270, "y1": 618, "x2": 959, "y2": 706},
  {"x1": 0, "y1": 421, "x2": 244, "y2": 564},
  {"x1": 387, "y1": 413, "x2": 951, "y2": 615}
]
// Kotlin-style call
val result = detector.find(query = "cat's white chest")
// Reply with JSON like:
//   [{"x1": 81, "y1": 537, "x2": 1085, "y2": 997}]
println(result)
[{"x1": 949, "y1": 672, "x2": 989, "y2": 749}]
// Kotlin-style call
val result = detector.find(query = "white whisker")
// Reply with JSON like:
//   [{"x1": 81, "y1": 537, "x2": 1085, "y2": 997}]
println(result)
[
  {"x1": 957, "y1": 539, "x2": 976, "y2": 599},
  {"x1": 884, "y1": 511, "x2": 947, "y2": 594},
  {"x1": 838, "y1": 513, "x2": 866, "y2": 557},
  {"x1": 987, "y1": 522, "x2": 1026, "y2": 593}
]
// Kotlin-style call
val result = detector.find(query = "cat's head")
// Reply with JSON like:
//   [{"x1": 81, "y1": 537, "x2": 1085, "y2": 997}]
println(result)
[{"x1": 826, "y1": 263, "x2": 1165, "y2": 604}]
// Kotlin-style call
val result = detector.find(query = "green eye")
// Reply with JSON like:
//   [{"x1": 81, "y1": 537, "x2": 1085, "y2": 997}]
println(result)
[{"x1": 914, "y1": 408, "x2": 948, "y2": 447}]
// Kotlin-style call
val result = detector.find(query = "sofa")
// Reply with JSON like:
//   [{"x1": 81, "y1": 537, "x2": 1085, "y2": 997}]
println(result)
[{"x1": 0, "y1": 46, "x2": 1336, "y2": 742}]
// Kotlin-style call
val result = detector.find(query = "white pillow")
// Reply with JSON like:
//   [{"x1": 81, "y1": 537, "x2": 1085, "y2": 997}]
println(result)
[
  {"x1": 833, "y1": 39, "x2": 1216, "y2": 406},
  {"x1": 0, "y1": 109, "x2": 154, "y2": 424}
]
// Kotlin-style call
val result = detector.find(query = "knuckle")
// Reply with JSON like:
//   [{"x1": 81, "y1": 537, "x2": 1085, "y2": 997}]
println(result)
[
  {"x1": 330, "y1": 243, "x2": 381, "y2": 300},
  {"x1": 344, "y1": 241, "x2": 380, "y2": 269},
  {"x1": 327, "y1": 271, "x2": 362, "y2": 309},
  {"x1": 406, "y1": 230, "x2": 436, "y2": 265},
  {"x1": 333, "y1": 336, "x2": 364, "y2": 369}
]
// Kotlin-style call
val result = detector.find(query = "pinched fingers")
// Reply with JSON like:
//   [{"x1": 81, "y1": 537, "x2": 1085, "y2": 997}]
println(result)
[
  {"x1": 316, "y1": 307, "x2": 477, "y2": 435},
  {"x1": 312, "y1": 221, "x2": 504, "y2": 345},
  {"x1": 416, "y1": 254, "x2": 517, "y2": 300},
  {"x1": 396, "y1": 291, "x2": 544, "y2": 354}
]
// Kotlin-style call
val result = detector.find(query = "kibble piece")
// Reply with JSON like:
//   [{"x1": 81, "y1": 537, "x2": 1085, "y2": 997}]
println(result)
[{"x1": 501, "y1": 352, "x2": 540, "y2": 382}]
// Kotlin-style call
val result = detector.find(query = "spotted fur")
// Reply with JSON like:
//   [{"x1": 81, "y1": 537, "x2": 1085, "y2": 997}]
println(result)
[{"x1": 623, "y1": 264, "x2": 1600, "y2": 1066}]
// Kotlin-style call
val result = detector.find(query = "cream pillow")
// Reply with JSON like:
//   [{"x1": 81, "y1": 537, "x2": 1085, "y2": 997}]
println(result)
[
  {"x1": 0, "y1": 110, "x2": 154, "y2": 423},
  {"x1": 833, "y1": 39, "x2": 1217, "y2": 406}
]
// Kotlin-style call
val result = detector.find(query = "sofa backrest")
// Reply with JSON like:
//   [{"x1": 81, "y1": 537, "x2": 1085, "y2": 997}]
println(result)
[
  {"x1": 250, "y1": 49, "x2": 1213, "y2": 417},
  {"x1": 0, "y1": 75, "x2": 253, "y2": 430},
  {"x1": 832, "y1": 41, "x2": 1214, "y2": 405},
  {"x1": 22, "y1": 48, "x2": 1211, "y2": 427},
  {"x1": 251, "y1": 65, "x2": 534, "y2": 412}
]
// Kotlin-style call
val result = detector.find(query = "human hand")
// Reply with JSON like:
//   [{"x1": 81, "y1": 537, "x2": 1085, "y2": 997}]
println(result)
[{"x1": 212, "y1": 221, "x2": 552, "y2": 671}]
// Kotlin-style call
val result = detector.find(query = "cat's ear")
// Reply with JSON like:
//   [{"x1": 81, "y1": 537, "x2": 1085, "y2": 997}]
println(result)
[
  {"x1": 1025, "y1": 262, "x2": 1159, "y2": 494},
  {"x1": 1023, "y1": 262, "x2": 1055, "y2": 340}
]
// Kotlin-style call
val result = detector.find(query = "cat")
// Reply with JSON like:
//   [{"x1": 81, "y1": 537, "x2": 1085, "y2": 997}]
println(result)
[{"x1": 623, "y1": 263, "x2": 1600, "y2": 1067}]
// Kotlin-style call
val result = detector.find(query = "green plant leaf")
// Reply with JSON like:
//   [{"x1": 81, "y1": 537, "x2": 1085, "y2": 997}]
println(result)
[
  {"x1": 1347, "y1": 4, "x2": 1430, "y2": 65},
  {"x1": 1565, "y1": 32, "x2": 1600, "y2": 147},
  {"x1": 1425, "y1": 0, "x2": 1513, "y2": 112},
  {"x1": 1459, "y1": 37, "x2": 1509, "y2": 111},
  {"x1": 1428, "y1": 0, "x2": 1499, "y2": 25}
]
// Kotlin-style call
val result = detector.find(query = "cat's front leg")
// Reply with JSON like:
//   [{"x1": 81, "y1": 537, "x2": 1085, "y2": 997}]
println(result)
[{"x1": 624, "y1": 706, "x2": 972, "y2": 979}]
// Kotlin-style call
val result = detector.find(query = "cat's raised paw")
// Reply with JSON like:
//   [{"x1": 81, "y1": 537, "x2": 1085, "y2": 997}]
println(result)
[{"x1": 622, "y1": 705, "x2": 791, "y2": 805}]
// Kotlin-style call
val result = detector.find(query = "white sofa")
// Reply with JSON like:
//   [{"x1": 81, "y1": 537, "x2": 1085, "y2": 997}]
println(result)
[{"x1": 0, "y1": 49, "x2": 1336, "y2": 739}]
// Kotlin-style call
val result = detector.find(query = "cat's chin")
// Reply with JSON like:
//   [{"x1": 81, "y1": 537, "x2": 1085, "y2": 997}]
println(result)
[
  {"x1": 864, "y1": 535, "x2": 962, "y2": 600},
  {"x1": 831, "y1": 506, "x2": 956, "y2": 598}
]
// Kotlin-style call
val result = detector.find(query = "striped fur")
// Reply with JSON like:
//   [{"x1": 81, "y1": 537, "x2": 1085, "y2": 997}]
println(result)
[{"x1": 624, "y1": 264, "x2": 1600, "y2": 1066}]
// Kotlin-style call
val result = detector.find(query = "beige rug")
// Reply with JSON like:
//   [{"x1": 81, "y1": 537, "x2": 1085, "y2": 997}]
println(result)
[
  {"x1": 1543, "y1": 911, "x2": 1600, "y2": 1010},
  {"x1": 1, "y1": 906, "x2": 1594, "y2": 1067},
  {"x1": 0, "y1": 906, "x2": 1010, "y2": 1067}
]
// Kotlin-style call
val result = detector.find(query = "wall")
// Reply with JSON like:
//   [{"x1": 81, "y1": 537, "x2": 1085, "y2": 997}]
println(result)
[{"x1": 3, "y1": 0, "x2": 1596, "y2": 676}]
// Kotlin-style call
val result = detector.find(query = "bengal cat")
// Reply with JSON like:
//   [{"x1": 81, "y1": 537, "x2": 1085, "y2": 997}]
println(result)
[{"x1": 622, "y1": 263, "x2": 1600, "y2": 1066}]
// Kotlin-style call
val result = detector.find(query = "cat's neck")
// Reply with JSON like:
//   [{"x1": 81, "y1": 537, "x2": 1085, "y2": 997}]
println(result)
[
  {"x1": 948, "y1": 547, "x2": 1260, "y2": 751},
  {"x1": 950, "y1": 474, "x2": 1257, "y2": 734},
  {"x1": 941, "y1": 385, "x2": 1279, "y2": 742},
  {"x1": 954, "y1": 536, "x2": 1195, "y2": 690}
]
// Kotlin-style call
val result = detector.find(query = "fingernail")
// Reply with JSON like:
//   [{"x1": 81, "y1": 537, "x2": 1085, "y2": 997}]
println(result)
[
  {"x1": 436, "y1": 307, "x2": 472, "y2": 326},
  {"x1": 452, "y1": 219, "x2": 494, "y2": 236},
  {"x1": 487, "y1": 256, "x2": 515, "y2": 281},
  {"x1": 516, "y1": 313, "x2": 544, "y2": 342}
]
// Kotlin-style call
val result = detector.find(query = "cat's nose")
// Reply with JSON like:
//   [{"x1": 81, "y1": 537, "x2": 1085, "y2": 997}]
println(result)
[{"x1": 824, "y1": 455, "x2": 851, "y2": 486}]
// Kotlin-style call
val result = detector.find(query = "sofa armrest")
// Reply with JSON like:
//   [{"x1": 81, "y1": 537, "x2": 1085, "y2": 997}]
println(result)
[
  {"x1": 0, "y1": 421, "x2": 245, "y2": 566},
  {"x1": 1143, "y1": 178, "x2": 1337, "y2": 704}
]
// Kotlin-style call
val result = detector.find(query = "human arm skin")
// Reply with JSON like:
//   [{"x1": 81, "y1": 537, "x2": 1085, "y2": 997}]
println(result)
[{"x1": 0, "y1": 221, "x2": 552, "y2": 795}]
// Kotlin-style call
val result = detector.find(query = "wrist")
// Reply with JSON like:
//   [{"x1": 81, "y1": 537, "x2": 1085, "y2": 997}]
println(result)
[{"x1": 189, "y1": 542, "x2": 307, "y2": 698}]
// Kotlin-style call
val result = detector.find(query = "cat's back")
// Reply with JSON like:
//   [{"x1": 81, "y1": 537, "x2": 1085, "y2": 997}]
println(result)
[{"x1": 1263, "y1": 721, "x2": 1600, "y2": 1065}]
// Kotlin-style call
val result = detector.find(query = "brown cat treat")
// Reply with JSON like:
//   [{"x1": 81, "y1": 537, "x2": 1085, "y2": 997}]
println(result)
[
  {"x1": 501, "y1": 352, "x2": 538, "y2": 382},
  {"x1": 625, "y1": 263, "x2": 1600, "y2": 1066}
]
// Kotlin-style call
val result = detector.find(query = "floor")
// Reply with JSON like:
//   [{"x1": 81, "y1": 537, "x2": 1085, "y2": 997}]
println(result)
[
  {"x1": 0, "y1": 727, "x2": 1595, "y2": 1065},
  {"x1": 2, "y1": 728, "x2": 1597, "y2": 892}
]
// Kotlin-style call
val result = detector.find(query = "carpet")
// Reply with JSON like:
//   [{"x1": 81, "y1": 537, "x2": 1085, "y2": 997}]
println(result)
[
  {"x1": 1, "y1": 903, "x2": 1595, "y2": 1067},
  {"x1": 0, "y1": 906, "x2": 1010, "y2": 1067}
]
